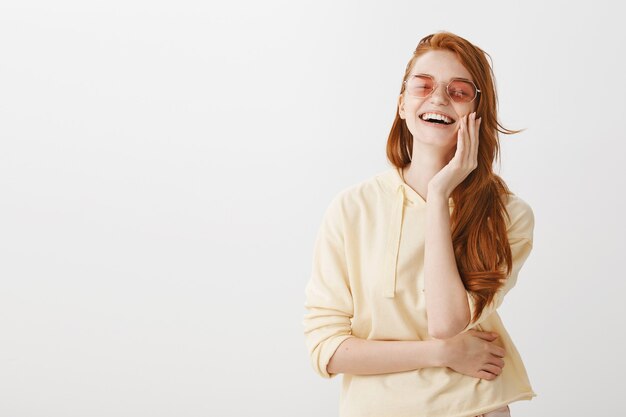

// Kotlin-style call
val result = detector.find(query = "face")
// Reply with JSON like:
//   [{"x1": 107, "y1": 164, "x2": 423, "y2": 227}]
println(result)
[{"x1": 398, "y1": 49, "x2": 478, "y2": 150}]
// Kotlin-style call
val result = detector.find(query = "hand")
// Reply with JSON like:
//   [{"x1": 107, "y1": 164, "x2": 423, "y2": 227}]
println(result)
[
  {"x1": 440, "y1": 329, "x2": 506, "y2": 380},
  {"x1": 428, "y1": 112, "x2": 481, "y2": 198}
]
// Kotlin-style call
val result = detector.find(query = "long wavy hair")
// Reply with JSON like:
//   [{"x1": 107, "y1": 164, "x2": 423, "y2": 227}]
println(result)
[{"x1": 386, "y1": 31, "x2": 524, "y2": 326}]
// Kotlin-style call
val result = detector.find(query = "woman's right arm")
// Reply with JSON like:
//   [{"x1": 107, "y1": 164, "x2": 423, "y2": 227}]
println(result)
[
  {"x1": 327, "y1": 330, "x2": 506, "y2": 380},
  {"x1": 327, "y1": 337, "x2": 445, "y2": 375}
]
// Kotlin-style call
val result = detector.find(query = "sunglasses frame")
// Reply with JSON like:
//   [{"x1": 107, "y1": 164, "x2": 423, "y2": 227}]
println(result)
[{"x1": 403, "y1": 74, "x2": 481, "y2": 104}]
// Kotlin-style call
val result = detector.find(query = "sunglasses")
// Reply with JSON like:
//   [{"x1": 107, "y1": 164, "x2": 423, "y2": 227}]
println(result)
[{"x1": 403, "y1": 74, "x2": 481, "y2": 104}]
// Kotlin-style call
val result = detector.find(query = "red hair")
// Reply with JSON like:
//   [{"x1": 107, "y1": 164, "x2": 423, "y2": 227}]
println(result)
[{"x1": 386, "y1": 31, "x2": 525, "y2": 326}]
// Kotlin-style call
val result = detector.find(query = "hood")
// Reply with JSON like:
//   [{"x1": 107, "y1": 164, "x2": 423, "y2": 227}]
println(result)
[{"x1": 377, "y1": 166, "x2": 454, "y2": 298}]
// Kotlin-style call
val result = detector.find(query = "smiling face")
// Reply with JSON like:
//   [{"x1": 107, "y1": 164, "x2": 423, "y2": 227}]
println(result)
[{"x1": 398, "y1": 49, "x2": 478, "y2": 150}]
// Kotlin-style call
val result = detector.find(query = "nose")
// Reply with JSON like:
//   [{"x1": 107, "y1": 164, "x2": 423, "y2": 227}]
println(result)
[{"x1": 429, "y1": 83, "x2": 449, "y2": 105}]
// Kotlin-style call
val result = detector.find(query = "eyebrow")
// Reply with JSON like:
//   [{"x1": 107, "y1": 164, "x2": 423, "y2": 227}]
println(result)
[{"x1": 413, "y1": 73, "x2": 474, "y2": 83}]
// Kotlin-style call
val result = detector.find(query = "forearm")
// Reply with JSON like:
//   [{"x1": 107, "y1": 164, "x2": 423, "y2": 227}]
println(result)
[
  {"x1": 326, "y1": 336, "x2": 446, "y2": 376},
  {"x1": 424, "y1": 190, "x2": 471, "y2": 338}
]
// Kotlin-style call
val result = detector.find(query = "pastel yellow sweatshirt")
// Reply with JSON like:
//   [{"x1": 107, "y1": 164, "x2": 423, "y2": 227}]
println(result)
[{"x1": 303, "y1": 165, "x2": 537, "y2": 417}]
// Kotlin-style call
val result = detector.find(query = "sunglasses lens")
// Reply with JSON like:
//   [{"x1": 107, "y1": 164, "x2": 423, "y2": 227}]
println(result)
[
  {"x1": 448, "y1": 80, "x2": 477, "y2": 103},
  {"x1": 406, "y1": 76, "x2": 434, "y2": 98}
]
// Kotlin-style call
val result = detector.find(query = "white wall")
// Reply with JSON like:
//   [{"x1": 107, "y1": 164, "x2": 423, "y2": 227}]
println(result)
[{"x1": 1, "y1": 0, "x2": 624, "y2": 416}]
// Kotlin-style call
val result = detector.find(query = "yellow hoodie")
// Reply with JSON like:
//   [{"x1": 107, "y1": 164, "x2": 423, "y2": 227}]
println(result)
[{"x1": 303, "y1": 165, "x2": 537, "y2": 417}]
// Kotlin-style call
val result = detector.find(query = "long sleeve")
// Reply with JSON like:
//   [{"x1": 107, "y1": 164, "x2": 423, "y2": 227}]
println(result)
[
  {"x1": 299, "y1": 167, "x2": 538, "y2": 415},
  {"x1": 461, "y1": 196, "x2": 535, "y2": 332},
  {"x1": 303, "y1": 194, "x2": 355, "y2": 378}
]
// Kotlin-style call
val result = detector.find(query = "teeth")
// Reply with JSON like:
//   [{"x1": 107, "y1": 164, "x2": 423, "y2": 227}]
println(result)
[{"x1": 420, "y1": 112, "x2": 453, "y2": 124}]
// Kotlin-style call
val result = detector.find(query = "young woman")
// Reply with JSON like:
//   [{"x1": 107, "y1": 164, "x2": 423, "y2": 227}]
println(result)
[{"x1": 303, "y1": 31, "x2": 536, "y2": 417}]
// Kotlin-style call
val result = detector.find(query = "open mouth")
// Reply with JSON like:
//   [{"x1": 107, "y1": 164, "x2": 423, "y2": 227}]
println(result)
[{"x1": 419, "y1": 112, "x2": 455, "y2": 126}]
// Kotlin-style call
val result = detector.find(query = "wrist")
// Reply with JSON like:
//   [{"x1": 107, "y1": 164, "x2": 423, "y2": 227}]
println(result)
[
  {"x1": 427, "y1": 186, "x2": 450, "y2": 202},
  {"x1": 425, "y1": 338, "x2": 449, "y2": 368}
]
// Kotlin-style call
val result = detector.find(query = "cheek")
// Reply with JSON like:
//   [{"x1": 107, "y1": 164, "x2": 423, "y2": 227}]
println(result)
[{"x1": 456, "y1": 104, "x2": 473, "y2": 117}]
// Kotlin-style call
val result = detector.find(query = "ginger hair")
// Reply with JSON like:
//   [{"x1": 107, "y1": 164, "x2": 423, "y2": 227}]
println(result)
[{"x1": 386, "y1": 31, "x2": 524, "y2": 326}]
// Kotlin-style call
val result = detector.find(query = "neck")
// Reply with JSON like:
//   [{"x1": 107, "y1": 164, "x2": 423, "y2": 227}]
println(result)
[{"x1": 402, "y1": 144, "x2": 454, "y2": 201}]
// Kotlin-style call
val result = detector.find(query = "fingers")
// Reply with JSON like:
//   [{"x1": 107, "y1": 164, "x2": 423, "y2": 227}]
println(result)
[
  {"x1": 477, "y1": 370, "x2": 498, "y2": 380},
  {"x1": 466, "y1": 113, "x2": 474, "y2": 165},
  {"x1": 459, "y1": 115, "x2": 470, "y2": 162},
  {"x1": 457, "y1": 113, "x2": 478, "y2": 167},
  {"x1": 481, "y1": 363, "x2": 503, "y2": 377},
  {"x1": 478, "y1": 360, "x2": 505, "y2": 380},
  {"x1": 473, "y1": 117, "x2": 483, "y2": 162},
  {"x1": 488, "y1": 356, "x2": 506, "y2": 369},
  {"x1": 491, "y1": 346, "x2": 506, "y2": 358},
  {"x1": 466, "y1": 112, "x2": 480, "y2": 167},
  {"x1": 456, "y1": 116, "x2": 465, "y2": 158},
  {"x1": 473, "y1": 330, "x2": 499, "y2": 341},
  {"x1": 471, "y1": 330, "x2": 507, "y2": 357}
]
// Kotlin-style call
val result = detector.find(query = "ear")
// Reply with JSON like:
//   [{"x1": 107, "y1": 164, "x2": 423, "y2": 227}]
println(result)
[{"x1": 398, "y1": 94, "x2": 405, "y2": 119}]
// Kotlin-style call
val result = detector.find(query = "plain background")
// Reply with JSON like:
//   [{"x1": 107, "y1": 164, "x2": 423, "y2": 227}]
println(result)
[{"x1": 1, "y1": 1, "x2": 625, "y2": 416}]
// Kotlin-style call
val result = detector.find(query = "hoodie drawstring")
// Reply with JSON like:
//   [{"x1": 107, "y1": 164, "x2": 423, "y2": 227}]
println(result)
[{"x1": 383, "y1": 184, "x2": 406, "y2": 298}]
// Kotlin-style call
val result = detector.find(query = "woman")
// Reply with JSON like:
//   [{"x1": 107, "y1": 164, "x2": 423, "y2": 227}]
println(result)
[{"x1": 303, "y1": 31, "x2": 536, "y2": 417}]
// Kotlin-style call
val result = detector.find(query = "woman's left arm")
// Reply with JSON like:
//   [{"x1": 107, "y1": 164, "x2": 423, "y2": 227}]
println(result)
[
  {"x1": 424, "y1": 194, "x2": 535, "y2": 337},
  {"x1": 424, "y1": 112, "x2": 479, "y2": 339},
  {"x1": 424, "y1": 113, "x2": 535, "y2": 338},
  {"x1": 424, "y1": 192, "x2": 471, "y2": 339}
]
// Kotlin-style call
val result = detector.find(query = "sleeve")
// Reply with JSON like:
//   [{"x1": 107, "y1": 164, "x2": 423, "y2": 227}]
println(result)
[
  {"x1": 461, "y1": 196, "x2": 535, "y2": 332},
  {"x1": 302, "y1": 194, "x2": 355, "y2": 379}
]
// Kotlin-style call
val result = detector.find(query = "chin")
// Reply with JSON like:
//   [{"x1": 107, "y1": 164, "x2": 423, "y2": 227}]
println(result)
[{"x1": 413, "y1": 130, "x2": 457, "y2": 148}]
